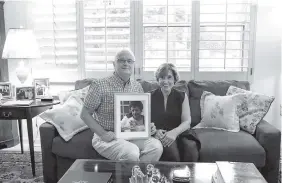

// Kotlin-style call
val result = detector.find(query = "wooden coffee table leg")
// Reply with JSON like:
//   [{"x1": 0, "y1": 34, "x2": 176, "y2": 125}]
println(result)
[{"x1": 18, "y1": 119, "x2": 23, "y2": 154}]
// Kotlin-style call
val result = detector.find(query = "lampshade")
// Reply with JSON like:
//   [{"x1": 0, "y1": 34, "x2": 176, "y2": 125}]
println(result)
[{"x1": 2, "y1": 28, "x2": 41, "y2": 59}]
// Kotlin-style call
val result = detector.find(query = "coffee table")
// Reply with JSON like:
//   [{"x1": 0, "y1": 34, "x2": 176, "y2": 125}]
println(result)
[{"x1": 59, "y1": 159, "x2": 218, "y2": 183}]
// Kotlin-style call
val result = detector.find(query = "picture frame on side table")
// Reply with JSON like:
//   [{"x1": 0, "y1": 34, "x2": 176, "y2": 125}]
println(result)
[
  {"x1": 0, "y1": 82, "x2": 12, "y2": 99},
  {"x1": 16, "y1": 86, "x2": 36, "y2": 100},
  {"x1": 114, "y1": 93, "x2": 150, "y2": 140},
  {"x1": 33, "y1": 78, "x2": 50, "y2": 98}
]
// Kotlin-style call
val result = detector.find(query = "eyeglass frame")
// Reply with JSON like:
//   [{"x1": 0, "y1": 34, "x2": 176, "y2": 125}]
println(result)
[{"x1": 116, "y1": 59, "x2": 135, "y2": 64}]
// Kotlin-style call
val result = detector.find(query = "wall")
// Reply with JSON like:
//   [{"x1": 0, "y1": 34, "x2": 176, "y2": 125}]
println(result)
[{"x1": 251, "y1": 0, "x2": 281, "y2": 130}]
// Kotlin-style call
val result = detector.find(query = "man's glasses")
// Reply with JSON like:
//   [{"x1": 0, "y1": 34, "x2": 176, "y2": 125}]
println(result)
[{"x1": 117, "y1": 59, "x2": 135, "y2": 64}]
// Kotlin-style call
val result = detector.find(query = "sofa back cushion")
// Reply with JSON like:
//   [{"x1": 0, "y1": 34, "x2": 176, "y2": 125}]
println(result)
[
  {"x1": 188, "y1": 80, "x2": 250, "y2": 127},
  {"x1": 75, "y1": 78, "x2": 96, "y2": 90},
  {"x1": 140, "y1": 80, "x2": 189, "y2": 96}
]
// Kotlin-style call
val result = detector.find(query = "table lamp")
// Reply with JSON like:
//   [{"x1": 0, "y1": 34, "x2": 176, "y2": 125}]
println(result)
[{"x1": 2, "y1": 28, "x2": 41, "y2": 84}]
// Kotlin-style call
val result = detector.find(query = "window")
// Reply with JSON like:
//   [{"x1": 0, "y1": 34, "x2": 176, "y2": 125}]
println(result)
[
  {"x1": 32, "y1": 0, "x2": 79, "y2": 82},
  {"x1": 143, "y1": 0, "x2": 192, "y2": 72},
  {"x1": 199, "y1": 0, "x2": 251, "y2": 72},
  {"x1": 83, "y1": 0, "x2": 130, "y2": 78},
  {"x1": 31, "y1": 0, "x2": 256, "y2": 82}
]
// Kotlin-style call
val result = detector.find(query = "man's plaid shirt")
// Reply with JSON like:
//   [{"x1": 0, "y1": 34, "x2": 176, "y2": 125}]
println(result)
[{"x1": 84, "y1": 72, "x2": 144, "y2": 131}]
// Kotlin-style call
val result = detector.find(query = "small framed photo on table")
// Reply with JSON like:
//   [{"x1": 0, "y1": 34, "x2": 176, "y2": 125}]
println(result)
[
  {"x1": 114, "y1": 93, "x2": 151, "y2": 140},
  {"x1": 16, "y1": 86, "x2": 35, "y2": 100},
  {"x1": 0, "y1": 82, "x2": 12, "y2": 98},
  {"x1": 33, "y1": 78, "x2": 50, "y2": 98}
]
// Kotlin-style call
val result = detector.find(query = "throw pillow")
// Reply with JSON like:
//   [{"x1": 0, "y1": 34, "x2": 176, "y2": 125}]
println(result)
[
  {"x1": 40, "y1": 95, "x2": 89, "y2": 141},
  {"x1": 58, "y1": 85, "x2": 90, "y2": 104},
  {"x1": 226, "y1": 86, "x2": 275, "y2": 134},
  {"x1": 193, "y1": 91, "x2": 245, "y2": 132}
]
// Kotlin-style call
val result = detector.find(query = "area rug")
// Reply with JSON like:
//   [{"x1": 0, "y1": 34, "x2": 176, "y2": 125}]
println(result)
[{"x1": 0, "y1": 151, "x2": 43, "y2": 183}]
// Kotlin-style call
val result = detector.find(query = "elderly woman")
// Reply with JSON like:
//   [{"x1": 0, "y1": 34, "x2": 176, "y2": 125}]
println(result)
[{"x1": 151, "y1": 63, "x2": 200, "y2": 162}]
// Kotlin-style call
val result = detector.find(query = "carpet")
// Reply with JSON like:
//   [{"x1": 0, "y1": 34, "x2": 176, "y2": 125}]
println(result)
[{"x1": 0, "y1": 151, "x2": 43, "y2": 183}]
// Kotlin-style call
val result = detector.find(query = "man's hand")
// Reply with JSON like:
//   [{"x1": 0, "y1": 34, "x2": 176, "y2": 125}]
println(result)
[
  {"x1": 100, "y1": 131, "x2": 116, "y2": 142},
  {"x1": 150, "y1": 123, "x2": 157, "y2": 135},
  {"x1": 154, "y1": 129, "x2": 166, "y2": 140},
  {"x1": 161, "y1": 130, "x2": 178, "y2": 147}
]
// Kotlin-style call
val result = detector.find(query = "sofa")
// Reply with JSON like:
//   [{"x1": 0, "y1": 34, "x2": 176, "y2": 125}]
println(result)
[{"x1": 40, "y1": 79, "x2": 281, "y2": 183}]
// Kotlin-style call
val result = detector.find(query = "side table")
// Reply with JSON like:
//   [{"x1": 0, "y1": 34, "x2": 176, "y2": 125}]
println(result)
[{"x1": 0, "y1": 100, "x2": 60, "y2": 176}]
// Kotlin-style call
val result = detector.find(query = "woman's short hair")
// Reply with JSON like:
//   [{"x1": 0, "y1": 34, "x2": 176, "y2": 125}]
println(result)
[
  {"x1": 129, "y1": 101, "x2": 143, "y2": 111},
  {"x1": 154, "y1": 63, "x2": 180, "y2": 83}
]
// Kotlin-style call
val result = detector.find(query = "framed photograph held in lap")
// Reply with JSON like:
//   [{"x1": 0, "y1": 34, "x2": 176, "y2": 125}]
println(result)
[{"x1": 114, "y1": 93, "x2": 151, "y2": 140}]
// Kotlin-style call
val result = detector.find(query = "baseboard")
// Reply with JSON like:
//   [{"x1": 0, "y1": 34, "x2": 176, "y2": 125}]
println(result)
[{"x1": 0, "y1": 137, "x2": 20, "y2": 149}]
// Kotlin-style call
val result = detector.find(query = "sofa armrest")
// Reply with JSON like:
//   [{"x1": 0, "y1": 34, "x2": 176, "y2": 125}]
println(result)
[
  {"x1": 40, "y1": 122, "x2": 59, "y2": 183},
  {"x1": 254, "y1": 120, "x2": 281, "y2": 183}
]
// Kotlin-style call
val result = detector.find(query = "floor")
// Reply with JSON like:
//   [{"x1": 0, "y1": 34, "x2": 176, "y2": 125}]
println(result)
[{"x1": 0, "y1": 117, "x2": 44, "y2": 152}]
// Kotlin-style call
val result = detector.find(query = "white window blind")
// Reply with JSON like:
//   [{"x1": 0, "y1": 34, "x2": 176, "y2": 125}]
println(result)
[
  {"x1": 31, "y1": 0, "x2": 79, "y2": 82},
  {"x1": 143, "y1": 0, "x2": 192, "y2": 72},
  {"x1": 83, "y1": 0, "x2": 130, "y2": 77},
  {"x1": 199, "y1": 0, "x2": 252, "y2": 72}
]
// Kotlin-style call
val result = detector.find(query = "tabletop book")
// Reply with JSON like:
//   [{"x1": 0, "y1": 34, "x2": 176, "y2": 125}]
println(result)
[
  {"x1": 1, "y1": 100, "x2": 33, "y2": 106},
  {"x1": 58, "y1": 170, "x2": 113, "y2": 183},
  {"x1": 212, "y1": 161, "x2": 267, "y2": 183}
]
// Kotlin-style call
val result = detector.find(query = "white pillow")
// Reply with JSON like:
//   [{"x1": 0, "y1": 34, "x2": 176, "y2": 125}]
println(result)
[
  {"x1": 193, "y1": 91, "x2": 245, "y2": 132},
  {"x1": 226, "y1": 86, "x2": 275, "y2": 134},
  {"x1": 58, "y1": 85, "x2": 90, "y2": 104},
  {"x1": 40, "y1": 95, "x2": 89, "y2": 141}
]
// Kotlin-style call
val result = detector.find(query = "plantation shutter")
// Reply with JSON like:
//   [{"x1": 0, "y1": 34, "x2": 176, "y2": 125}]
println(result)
[
  {"x1": 31, "y1": 0, "x2": 79, "y2": 82},
  {"x1": 83, "y1": 0, "x2": 130, "y2": 78},
  {"x1": 141, "y1": 0, "x2": 192, "y2": 80},
  {"x1": 196, "y1": 0, "x2": 256, "y2": 80}
]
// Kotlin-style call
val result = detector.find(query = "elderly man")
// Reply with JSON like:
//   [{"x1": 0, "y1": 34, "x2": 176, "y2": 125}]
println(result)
[{"x1": 80, "y1": 49, "x2": 163, "y2": 161}]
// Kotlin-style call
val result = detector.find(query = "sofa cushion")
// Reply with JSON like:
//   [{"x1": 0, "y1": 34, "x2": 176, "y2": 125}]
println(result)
[
  {"x1": 194, "y1": 128, "x2": 265, "y2": 167},
  {"x1": 140, "y1": 80, "x2": 189, "y2": 95},
  {"x1": 188, "y1": 80, "x2": 250, "y2": 127},
  {"x1": 139, "y1": 80, "x2": 159, "y2": 92},
  {"x1": 75, "y1": 78, "x2": 96, "y2": 90},
  {"x1": 52, "y1": 129, "x2": 105, "y2": 159}
]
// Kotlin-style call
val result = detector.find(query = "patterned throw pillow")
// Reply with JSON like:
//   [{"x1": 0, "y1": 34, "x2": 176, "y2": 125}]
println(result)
[
  {"x1": 193, "y1": 91, "x2": 245, "y2": 132},
  {"x1": 58, "y1": 85, "x2": 90, "y2": 104},
  {"x1": 226, "y1": 86, "x2": 275, "y2": 134},
  {"x1": 40, "y1": 95, "x2": 89, "y2": 141}
]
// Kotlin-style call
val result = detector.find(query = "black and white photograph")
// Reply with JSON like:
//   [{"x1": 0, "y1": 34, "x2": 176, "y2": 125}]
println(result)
[
  {"x1": 16, "y1": 86, "x2": 36, "y2": 100},
  {"x1": 0, "y1": 82, "x2": 12, "y2": 98},
  {"x1": 114, "y1": 93, "x2": 150, "y2": 140},
  {"x1": 33, "y1": 78, "x2": 49, "y2": 98}
]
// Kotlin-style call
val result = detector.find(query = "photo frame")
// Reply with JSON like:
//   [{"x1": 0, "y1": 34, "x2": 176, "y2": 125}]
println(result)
[
  {"x1": 16, "y1": 86, "x2": 36, "y2": 100},
  {"x1": 0, "y1": 82, "x2": 12, "y2": 98},
  {"x1": 114, "y1": 93, "x2": 151, "y2": 140},
  {"x1": 33, "y1": 78, "x2": 50, "y2": 98}
]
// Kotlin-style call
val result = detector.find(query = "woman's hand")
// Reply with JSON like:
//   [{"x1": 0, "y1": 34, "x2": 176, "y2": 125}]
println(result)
[{"x1": 161, "y1": 130, "x2": 178, "y2": 147}]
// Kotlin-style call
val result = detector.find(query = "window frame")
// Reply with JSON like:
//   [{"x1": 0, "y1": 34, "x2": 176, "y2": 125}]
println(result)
[{"x1": 44, "y1": 0, "x2": 257, "y2": 82}]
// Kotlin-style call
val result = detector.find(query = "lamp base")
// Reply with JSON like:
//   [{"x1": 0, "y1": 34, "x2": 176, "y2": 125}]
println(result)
[{"x1": 16, "y1": 60, "x2": 30, "y2": 84}]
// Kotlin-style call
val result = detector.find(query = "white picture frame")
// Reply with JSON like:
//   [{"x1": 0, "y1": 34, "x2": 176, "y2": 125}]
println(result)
[
  {"x1": 0, "y1": 82, "x2": 12, "y2": 98},
  {"x1": 114, "y1": 93, "x2": 151, "y2": 140},
  {"x1": 33, "y1": 78, "x2": 50, "y2": 98},
  {"x1": 16, "y1": 86, "x2": 36, "y2": 100}
]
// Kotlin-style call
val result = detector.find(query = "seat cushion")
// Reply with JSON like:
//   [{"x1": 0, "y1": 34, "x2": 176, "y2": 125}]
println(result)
[
  {"x1": 52, "y1": 129, "x2": 105, "y2": 159},
  {"x1": 194, "y1": 129, "x2": 266, "y2": 167}
]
